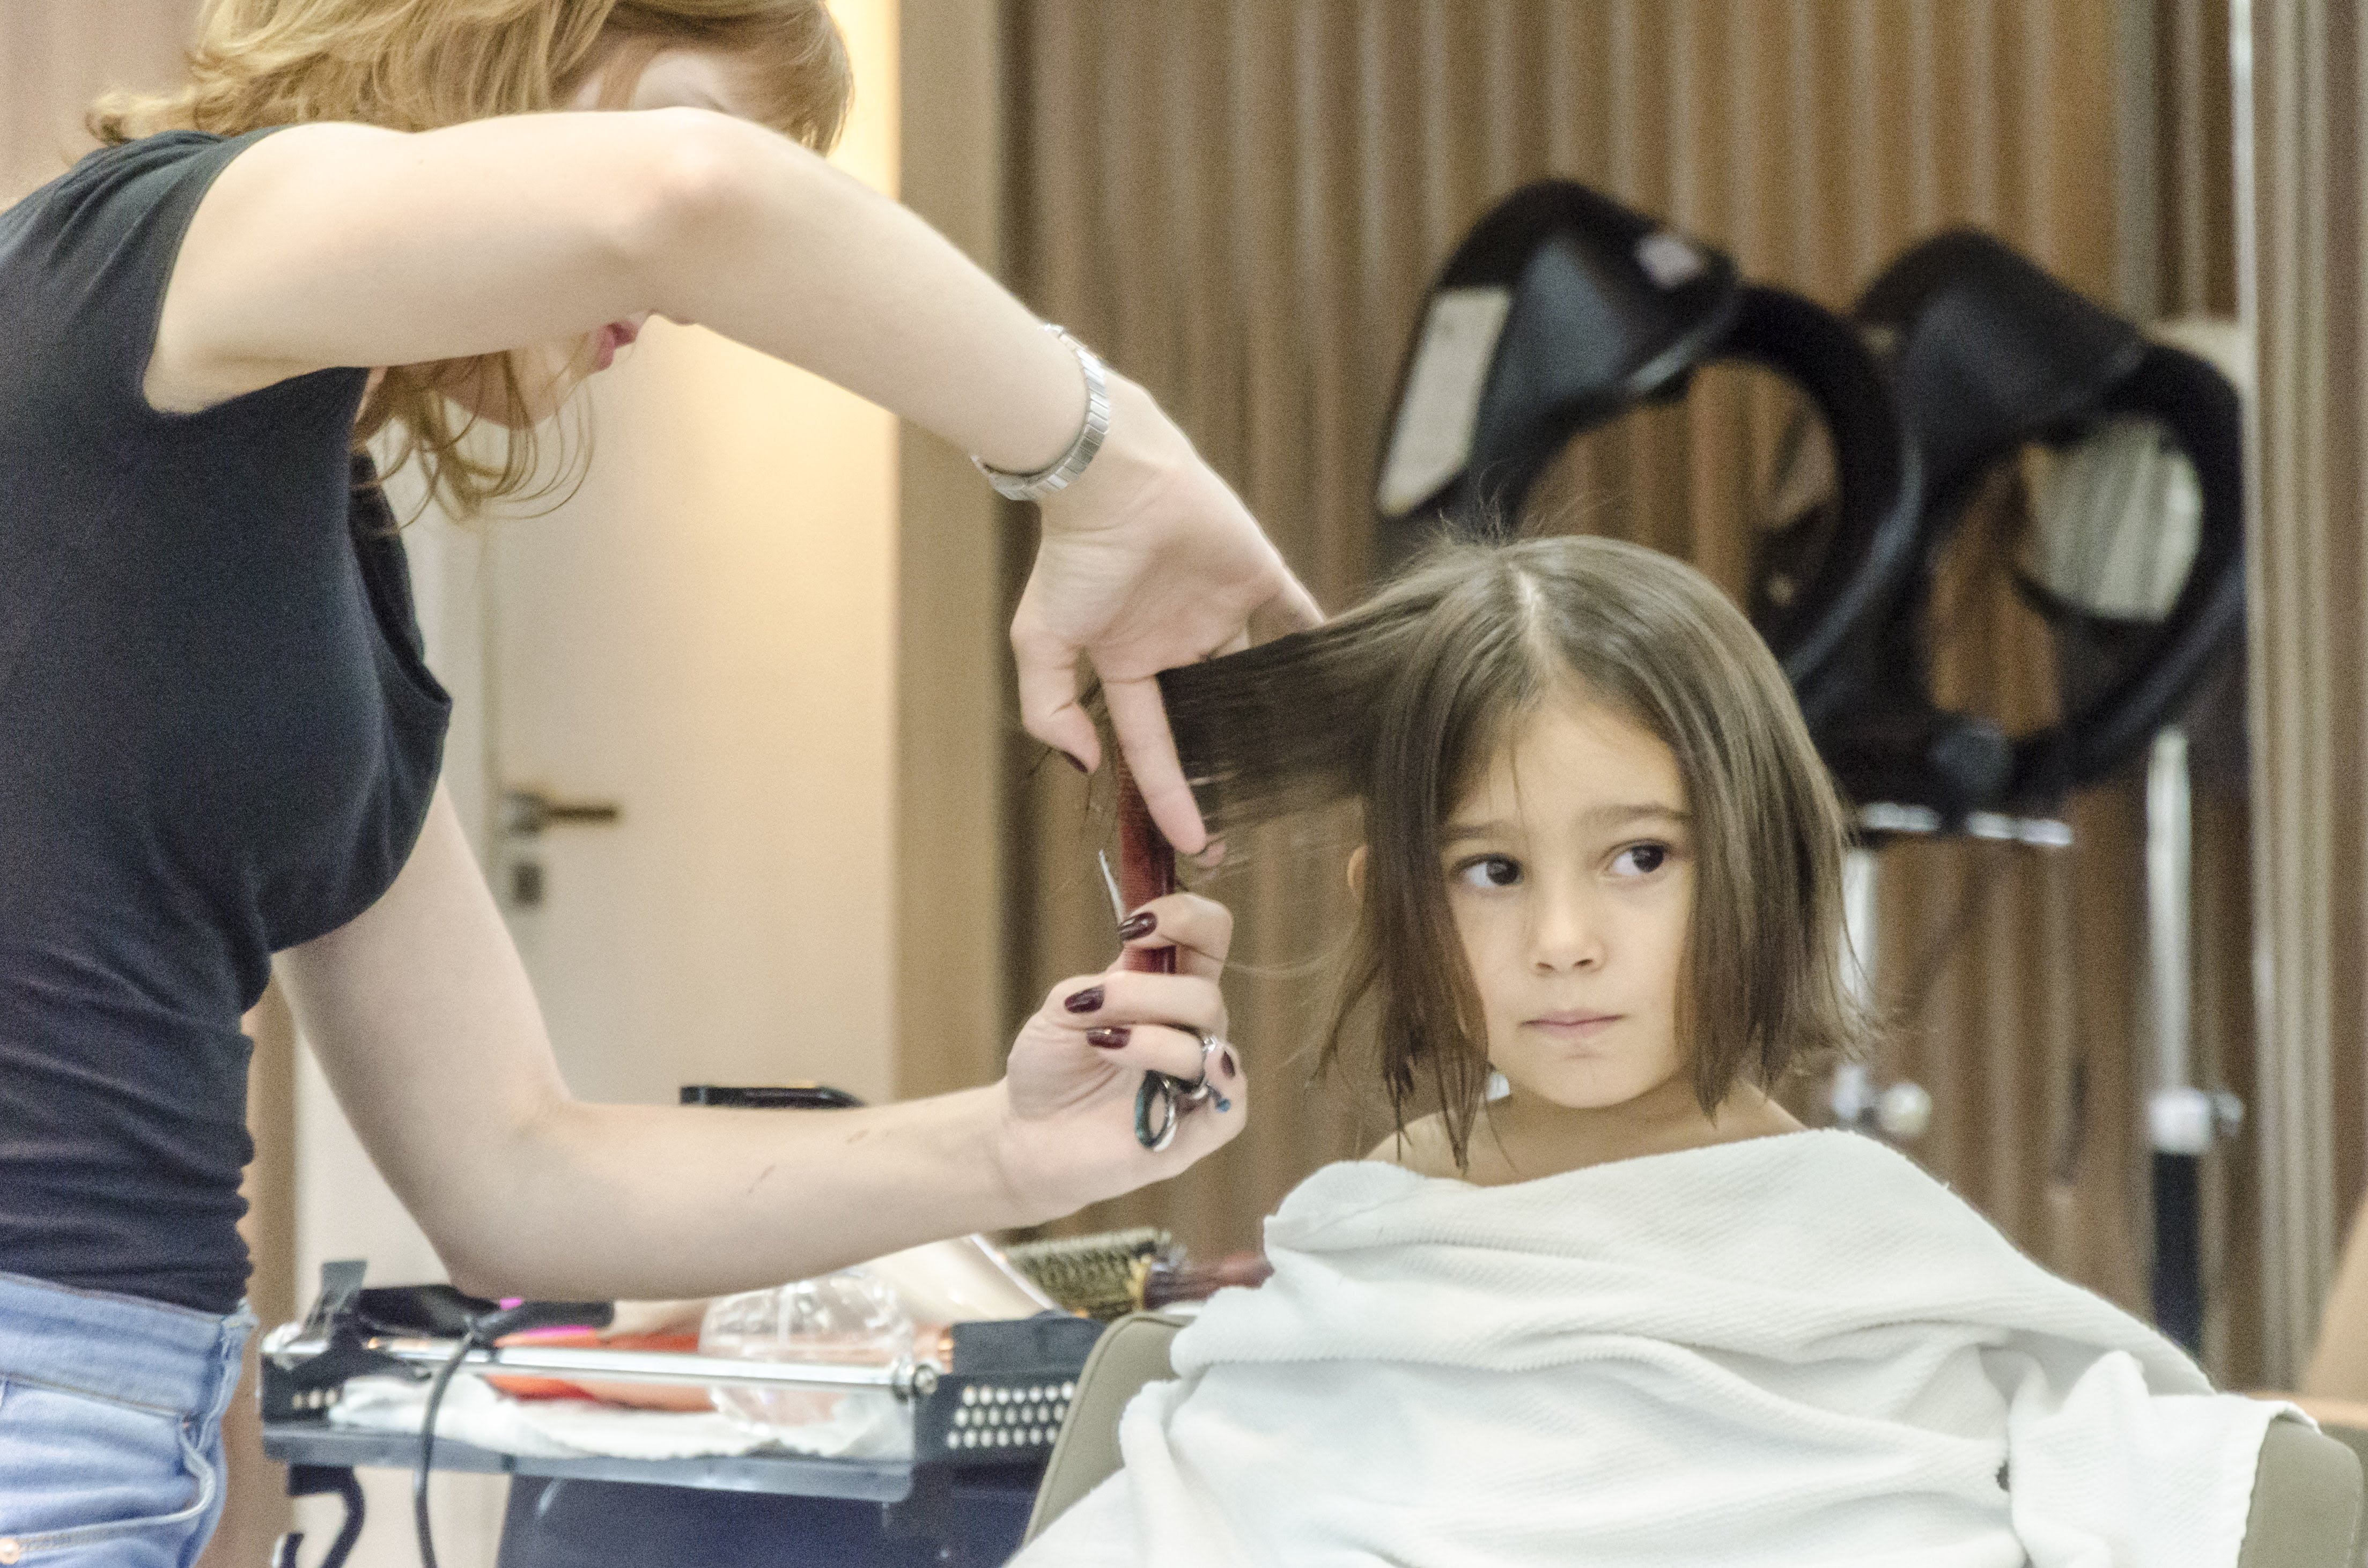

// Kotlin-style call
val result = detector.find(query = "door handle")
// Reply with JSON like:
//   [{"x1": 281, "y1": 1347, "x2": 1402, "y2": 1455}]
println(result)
[{"x1": 503, "y1": 788, "x2": 623, "y2": 838}]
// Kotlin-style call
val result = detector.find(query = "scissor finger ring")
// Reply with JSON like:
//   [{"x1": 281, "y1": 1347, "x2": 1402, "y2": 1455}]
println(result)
[
  {"x1": 1133, "y1": 1027, "x2": 1240, "y2": 1150},
  {"x1": 1134, "y1": 1070, "x2": 1179, "y2": 1151}
]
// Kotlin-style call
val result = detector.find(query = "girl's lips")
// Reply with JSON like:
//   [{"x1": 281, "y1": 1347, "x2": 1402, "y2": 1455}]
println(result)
[{"x1": 1525, "y1": 1012, "x2": 1622, "y2": 1040}]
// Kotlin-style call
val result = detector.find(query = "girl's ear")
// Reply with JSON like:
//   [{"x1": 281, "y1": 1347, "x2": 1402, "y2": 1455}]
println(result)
[{"x1": 1347, "y1": 844, "x2": 1368, "y2": 900}]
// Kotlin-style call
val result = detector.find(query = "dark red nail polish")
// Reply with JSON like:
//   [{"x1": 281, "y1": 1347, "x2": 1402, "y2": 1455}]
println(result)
[
  {"x1": 1086, "y1": 1026, "x2": 1131, "y2": 1049},
  {"x1": 1063, "y1": 986, "x2": 1103, "y2": 1014},
  {"x1": 1064, "y1": 751, "x2": 1090, "y2": 774},
  {"x1": 1220, "y1": 1049, "x2": 1238, "y2": 1081},
  {"x1": 1117, "y1": 911, "x2": 1157, "y2": 941}
]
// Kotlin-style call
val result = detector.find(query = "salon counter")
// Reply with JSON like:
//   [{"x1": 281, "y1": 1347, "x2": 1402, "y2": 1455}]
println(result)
[{"x1": 263, "y1": 1422, "x2": 1038, "y2": 1566}]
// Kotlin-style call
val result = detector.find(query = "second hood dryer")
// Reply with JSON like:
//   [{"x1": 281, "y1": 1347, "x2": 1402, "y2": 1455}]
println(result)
[
  {"x1": 1805, "y1": 230, "x2": 2246, "y2": 819},
  {"x1": 1374, "y1": 180, "x2": 1924, "y2": 704}
]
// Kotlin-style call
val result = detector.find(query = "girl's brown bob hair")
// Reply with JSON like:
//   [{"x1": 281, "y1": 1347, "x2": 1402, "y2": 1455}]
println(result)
[
  {"x1": 90, "y1": 0, "x2": 851, "y2": 517},
  {"x1": 1160, "y1": 534, "x2": 1872, "y2": 1167}
]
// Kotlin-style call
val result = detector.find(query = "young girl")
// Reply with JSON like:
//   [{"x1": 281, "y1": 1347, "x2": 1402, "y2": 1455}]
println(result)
[{"x1": 1017, "y1": 534, "x2": 2292, "y2": 1568}]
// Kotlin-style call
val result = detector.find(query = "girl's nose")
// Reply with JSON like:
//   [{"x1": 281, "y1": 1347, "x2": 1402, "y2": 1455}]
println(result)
[{"x1": 1528, "y1": 886, "x2": 1606, "y2": 973}]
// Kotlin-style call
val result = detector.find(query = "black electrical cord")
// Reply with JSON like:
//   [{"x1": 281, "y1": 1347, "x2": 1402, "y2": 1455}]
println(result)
[
  {"x1": 413, "y1": 1300, "x2": 610, "y2": 1568},
  {"x1": 412, "y1": 1326, "x2": 483, "y2": 1568}
]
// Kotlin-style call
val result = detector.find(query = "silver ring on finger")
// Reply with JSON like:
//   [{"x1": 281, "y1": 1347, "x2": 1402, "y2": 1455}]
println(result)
[{"x1": 1186, "y1": 1030, "x2": 1233, "y2": 1114}]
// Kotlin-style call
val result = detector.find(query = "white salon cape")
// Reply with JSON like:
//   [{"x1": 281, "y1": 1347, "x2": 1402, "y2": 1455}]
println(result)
[{"x1": 1015, "y1": 1129, "x2": 2291, "y2": 1568}]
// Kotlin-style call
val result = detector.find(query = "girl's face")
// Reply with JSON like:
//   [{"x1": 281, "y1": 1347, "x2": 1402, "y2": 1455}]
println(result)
[{"x1": 1440, "y1": 688, "x2": 1695, "y2": 1113}]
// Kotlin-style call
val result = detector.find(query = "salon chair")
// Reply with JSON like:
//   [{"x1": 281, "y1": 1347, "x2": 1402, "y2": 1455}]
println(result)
[{"x1": 1021, "y1": 1314, "x2": 2367, "y2": 1565}]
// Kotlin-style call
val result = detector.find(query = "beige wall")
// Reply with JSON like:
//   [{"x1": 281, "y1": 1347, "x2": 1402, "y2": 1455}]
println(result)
[{"x1": 0, "y1": 2, "x2": 197, "y2": 203}]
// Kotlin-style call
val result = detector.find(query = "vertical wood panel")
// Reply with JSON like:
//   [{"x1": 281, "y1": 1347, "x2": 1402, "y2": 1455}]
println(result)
[
  {"x1": 2250, "y1": 0, "x2": 2368, "y2": 1381},
  {"x1": 2141, "y1": 0, "x2": 2254, "y2": 1381},
  {"x1": 895, "y1": 0, "x2": 1009, "y2": 1100},
  {"x1": 1001, "y1": 0, "x2": 2252, "y2": 1373}
]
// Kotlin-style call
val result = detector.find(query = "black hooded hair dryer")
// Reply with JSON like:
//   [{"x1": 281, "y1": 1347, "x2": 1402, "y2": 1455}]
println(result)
[
  {"x1": 1805, "y1": 230, "x2": 2246, "y2": 822},
  {"x1": 1372, "y1": 180, "x2": 1924, "y2": 707}
]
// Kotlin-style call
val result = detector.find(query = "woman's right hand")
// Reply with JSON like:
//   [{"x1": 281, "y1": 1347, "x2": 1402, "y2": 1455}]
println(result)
[
  {"x1": 990, "y1": 891, "x2": 1246, "y2": 1222},
  {"x1": 1014, "y1": 373, "x2": 1322, "y2": 857}
]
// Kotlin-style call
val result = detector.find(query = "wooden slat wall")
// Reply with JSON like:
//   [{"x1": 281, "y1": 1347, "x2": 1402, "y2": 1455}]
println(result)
[
  {"x1": 2245, "y1": 0, "x2": 2368, "y2": 1383},
  {"x1": 1000, "y1": 0, "x2": 2258, "y2": 1376},
  {"x1": 2155, "y1": 0, "x2": 2255, "y2": 1387}
]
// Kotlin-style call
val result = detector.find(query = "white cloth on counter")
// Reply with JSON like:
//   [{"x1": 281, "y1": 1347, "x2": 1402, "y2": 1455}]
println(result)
[
  {"x1": 1017, "y1": 1129, "x2": 2293, "y2": 1568},
  {"x1": 329, "y1": 1370, "x2": 913, "y2": 1462}
]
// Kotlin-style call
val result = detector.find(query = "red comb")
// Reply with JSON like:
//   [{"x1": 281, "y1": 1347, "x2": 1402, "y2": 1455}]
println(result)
[{"x1": 1114, "y1": 757, "x2": 1176, "y2": 975}]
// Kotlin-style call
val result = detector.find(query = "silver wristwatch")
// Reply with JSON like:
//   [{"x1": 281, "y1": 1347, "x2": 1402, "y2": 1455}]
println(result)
[{"x1": 972, "y1": 324, "x2": 1110, "y2": 501}]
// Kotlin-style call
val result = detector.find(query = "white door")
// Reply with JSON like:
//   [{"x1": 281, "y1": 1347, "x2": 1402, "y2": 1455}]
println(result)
[{"x1": 477, "y1": 309, "x2": 899, "y2": 1110}]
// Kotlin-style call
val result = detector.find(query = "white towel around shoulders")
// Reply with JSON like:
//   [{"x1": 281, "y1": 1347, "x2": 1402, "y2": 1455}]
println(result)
[{"x1": 1016, "y1": 1129, "x2": 2291, "y2": 1568}]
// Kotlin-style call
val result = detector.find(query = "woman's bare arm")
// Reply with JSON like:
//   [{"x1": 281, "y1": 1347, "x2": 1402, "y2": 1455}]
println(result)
[
  {"x1": 150, "y1": 110, "x2": 1080, "y2": 469},
  {"x1": 152, "y1": 111, "x2": 1319, "y2": 849},
  {"x1": 275, "y1": 785, "x2": 1244, "y2": 1300}
]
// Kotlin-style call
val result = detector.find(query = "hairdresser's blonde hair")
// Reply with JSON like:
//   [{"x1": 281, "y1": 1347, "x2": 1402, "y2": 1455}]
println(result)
[{"x1": 91, "y1": 0, "x2": 850, "y2": 517}]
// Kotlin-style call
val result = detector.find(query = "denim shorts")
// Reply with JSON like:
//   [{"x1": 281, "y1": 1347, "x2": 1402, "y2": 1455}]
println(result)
[{"x1": 0, "y1": 1270, "x2": 254, "y2": 1567}]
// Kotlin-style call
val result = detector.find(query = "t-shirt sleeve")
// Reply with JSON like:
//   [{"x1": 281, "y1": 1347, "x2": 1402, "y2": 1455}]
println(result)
[{"x1": 0, "y1": 128, "x2": 289, "y2": 433}]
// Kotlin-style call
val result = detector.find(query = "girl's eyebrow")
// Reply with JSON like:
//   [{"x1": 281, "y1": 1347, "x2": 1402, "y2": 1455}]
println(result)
[
  {"x1": 1584, "y1": 802, "x2": 1690, "y2": 828},
  {"x1": 1439, "y1": 803, "x2": 1686, "y2": 848}
]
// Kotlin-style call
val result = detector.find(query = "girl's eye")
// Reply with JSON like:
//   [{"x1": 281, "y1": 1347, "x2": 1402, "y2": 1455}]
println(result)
[
  {"x1": 1612, "y1": 842, "x2": 1671, "y2": 877},
  {"x1": 1455, "y1": 855, "x2": 1522, "y2": 890}
]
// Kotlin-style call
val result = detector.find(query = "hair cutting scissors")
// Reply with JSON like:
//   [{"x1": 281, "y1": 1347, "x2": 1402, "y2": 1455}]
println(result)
[{"x1": 1103, "y1": 766, "x2": 1229, "y2": 1151}]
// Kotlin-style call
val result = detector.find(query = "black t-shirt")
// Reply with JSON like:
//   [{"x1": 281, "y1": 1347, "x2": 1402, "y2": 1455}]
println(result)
[{"x1": 0, "y1": 130, "x2": 451, "y2": 1313}]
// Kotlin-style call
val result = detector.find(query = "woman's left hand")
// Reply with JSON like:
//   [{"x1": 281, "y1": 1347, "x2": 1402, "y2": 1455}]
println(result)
[
  {"x1": 990, "y1": 890, "x2": 1246, "y2": 1222},
  {"x1": 1012, "y1": 374, "x2": 1322, "y2": 857}
]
